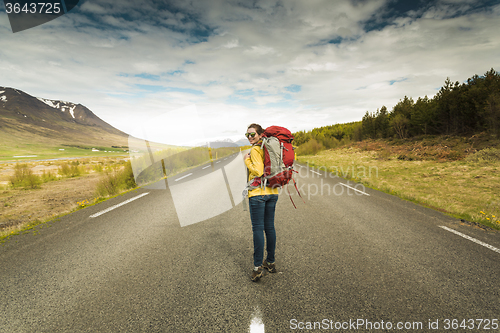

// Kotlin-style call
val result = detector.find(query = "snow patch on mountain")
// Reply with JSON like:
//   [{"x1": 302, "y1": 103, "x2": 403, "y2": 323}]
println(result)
[
  {"x1": 37, "y1": 97, "x2": 59, "y2": 108},
  {"x1": 69, "y1": 105, "x2": 76, "y2": 118},
  {"x1": 36, "y1": 97, "x2": 77, "y2": 118},
  {"x1": 0, "y1": 95, "x2": 6, "y2": 102}
]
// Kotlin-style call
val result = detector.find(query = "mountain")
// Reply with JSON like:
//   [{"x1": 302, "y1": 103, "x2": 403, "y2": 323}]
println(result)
[
  {"x1": 193, "y1": 138, "x2": 249, "y2": 148},
  {"x1": 208, "y1": 139, "x2": 240, "y2": 148},
  {"x1": 0, "y1": 87, "x2": 129, "y2": 157},
  {"x1": 233, "y1": 138, "x2": 249, "y2": 147}
]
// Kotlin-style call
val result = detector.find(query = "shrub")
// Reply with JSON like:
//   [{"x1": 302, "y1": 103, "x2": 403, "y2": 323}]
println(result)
[
  {"x1": 93, "y1": 163, "x2": 103, "y2": 173},
  {"x1": 377, "y1": 150, "x2": 392, "y2": 160},
  {"x1": 95, "y1": 161, "x2": 137, "y2": 198},
  {"x1": 445, "y1": 151, "x2": 464, "y2": 161},
  {"x1": 9, "y1": 163, "x2": 42, "y2": 189},
  {"x1": 120, "y1": 161, "x2": 137, "y2": 189},
  {"x1": 41, "y1": 170, "x2": 57, "y2": 182},
  {"x1": 465, "y1": 148, "x2": 500, "y2": 163},
  {"x1": 95, "y1": 172, "x2": 120, "y2": 197},
  {"x1": 322, "y1": 136, "x2": 340, "y2": 149},
  {"x1": 296, "y1": 139, "x2": 325, "y2": 156},
  {"x1": 58, "y1": 162, "x2": 83, "y2": 177}
]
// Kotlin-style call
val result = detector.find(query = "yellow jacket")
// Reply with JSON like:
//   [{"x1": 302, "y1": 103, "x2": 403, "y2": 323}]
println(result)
[{"x1": 244, "y1": 144, "x2": 279, "y2": 198}]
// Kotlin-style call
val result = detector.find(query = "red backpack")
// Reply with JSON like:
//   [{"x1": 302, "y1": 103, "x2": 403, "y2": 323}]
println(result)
[{"x1": 244, "y1": 126, "x2": 303, "y2": 208}]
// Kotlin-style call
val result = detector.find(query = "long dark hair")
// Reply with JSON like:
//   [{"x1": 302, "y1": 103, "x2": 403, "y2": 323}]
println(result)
[{"x1": 247, "y1": 123, "x2": 264, "y2": 135}]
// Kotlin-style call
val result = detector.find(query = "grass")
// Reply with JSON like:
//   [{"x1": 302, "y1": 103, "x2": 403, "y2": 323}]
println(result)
[
  {"x1": 0, "y1": 143, "x2": 129, "y2": 162},
  {"x1": 0, "y1": 188, "x2": 150, "y2": 245},
  {"x1": 0, "y1": 182, "x2": 147, "y2": 244},
  {"x1": 297, "y1": 138, "x2": 500, "y2": 230},
  {"x1": 0, "y1": 146, "x2": 228, "y2": 242},
  {"x1": 0, "y1": 157, "x2": 136, "y2": 241},
  {"x1": 1, "y1": 217, "x2": 57, "y2": 243},
  {"x1": 1, "y1": 159, "x2": 112, "y2": 188}
]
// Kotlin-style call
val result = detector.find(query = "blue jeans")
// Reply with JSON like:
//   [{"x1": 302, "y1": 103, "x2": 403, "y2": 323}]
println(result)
[{"x1": 248, "y1": 194, "x2": 279, "y2": 267}]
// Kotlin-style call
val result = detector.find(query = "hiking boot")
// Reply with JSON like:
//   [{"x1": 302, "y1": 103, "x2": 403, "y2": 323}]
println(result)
[
  {"x1": 263, "y1": 261, "x2": 276, "y2": 273},
  {"x1": 251, "y1": 266, "x2": 263, "y2": 282}
]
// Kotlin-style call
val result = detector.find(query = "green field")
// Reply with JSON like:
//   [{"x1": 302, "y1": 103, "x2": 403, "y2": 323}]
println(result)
[
  {"x1": 0, "y1": 115, "x2": 133, "y2": 162},
  {"x1": 0, "y1": 143, "x2": 129, "y2": 162}
]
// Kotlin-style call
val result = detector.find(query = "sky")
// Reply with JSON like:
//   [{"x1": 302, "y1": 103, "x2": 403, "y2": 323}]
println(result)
[{"x1": 1, "y1": 0, "x2": 499, "y2": 145}]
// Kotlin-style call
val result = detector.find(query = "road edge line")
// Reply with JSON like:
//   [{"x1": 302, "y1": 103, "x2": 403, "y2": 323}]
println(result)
[
  {"x1": 439, "y1": 226, "x2": 500, "y2": 254},
  {"x1": 338, "y1": 182, "x2": 370, "y2": 196},
  {"x1": 90, "y1": 192, "x2": 150, "y2": 218}
]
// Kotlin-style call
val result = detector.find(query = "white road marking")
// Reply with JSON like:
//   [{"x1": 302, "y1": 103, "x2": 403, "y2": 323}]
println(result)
[
  {"x1": 338, "y1": 183, "x2": 370, "y2": 196},
  {"x1": 439, "y1": 226, "x2": 500, "y2": 254},
  {"x1": 175, "y1": 173, "x2": 193, "y2": 181},
  {"x1": 202, "y1": 165, "x2": 210, "y2": 169},
  {"x1": 216, "y1": 161, "x2": 221, "y2": 164},
  {"x1": 310, "y1": 170, "x2": 321, "y2": 175},
  {"x1": 90, "y1": 192, "x2": 149, "y2": 218},
  {"x1": 249, "y1": 306, "x2": 265, "y2": 333}
]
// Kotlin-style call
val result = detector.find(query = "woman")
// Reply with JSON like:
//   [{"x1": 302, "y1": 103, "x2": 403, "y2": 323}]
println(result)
[{"x1": 244, "y1": 123, "x2": 279, "y2": 282}]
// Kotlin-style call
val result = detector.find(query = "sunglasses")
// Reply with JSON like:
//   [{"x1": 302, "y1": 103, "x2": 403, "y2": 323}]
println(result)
[{"x1": 245, "y1": 132, "x2": 257, "y2": 138}]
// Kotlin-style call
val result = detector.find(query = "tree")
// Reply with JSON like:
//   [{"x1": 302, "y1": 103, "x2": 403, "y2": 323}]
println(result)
[
  {"x1": 352, "y1": 122, "x2": 363, "y2": 141},
  {"x1": 435, "y1": 77, "x2": 454, "y2": 134},
  {"x1": 374, "y1": 106, "x2": 389, "y2": 138},
  {"x1": 293, "y1": 131, "x2": 311, "y2": 146},
  {"x1": 362, "y1": 111, "x2": 376, "y2": 139},
  {"x1": 392, "y1": 96, "x2": 414, "y2": 118},
  {"x1": 390, "y1": 113, "x2": 409, "y2": 139},
  {"x1": 411, "y1": 96, "x2": 437, "y2": 135},
  {"x1": 485, "y1": 93, "x2": 500, "y2": 138}
]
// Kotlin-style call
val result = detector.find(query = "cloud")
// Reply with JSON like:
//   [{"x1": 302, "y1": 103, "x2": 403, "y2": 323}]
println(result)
[
  {"x1": 79, "y1": 2, "x2": 107, "y2": 14},
  {"x1": 0, "y1": 0, "x2": 499, "y2": 140}
]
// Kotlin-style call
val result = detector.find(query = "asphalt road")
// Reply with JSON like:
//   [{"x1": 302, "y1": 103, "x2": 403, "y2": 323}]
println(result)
[{"x1": 1, "y1": 152, "x2": 499, "y2": 332}]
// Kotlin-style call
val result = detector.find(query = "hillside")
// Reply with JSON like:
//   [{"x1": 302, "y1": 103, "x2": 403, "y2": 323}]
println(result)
[{"x1": 0, "y1": 87, "x2": 129, "y2": 160}]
